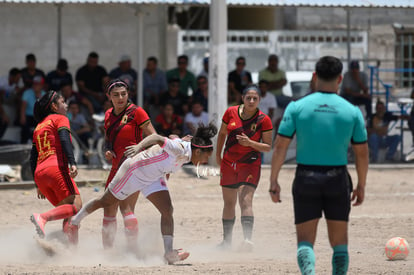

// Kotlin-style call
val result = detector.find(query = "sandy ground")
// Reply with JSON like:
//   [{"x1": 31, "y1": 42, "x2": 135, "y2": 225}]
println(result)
[{"x1": 0, "y1": 165, "x2": 413, "y2": 274}]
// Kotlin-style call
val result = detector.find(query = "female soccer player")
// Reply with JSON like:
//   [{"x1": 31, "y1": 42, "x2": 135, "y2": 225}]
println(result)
[
  {"x1": 102, "y1": 79, "x2": 156, "y2": 250},
  {"x1": 216, "y1": 85, "x2": 273, "y2": 251},
  {"x1": 69, "y1": 123, "x2": 217, "y2": 264},
  {"x1": 30, "y1": 91, "x2": 82, "y2": 245}
]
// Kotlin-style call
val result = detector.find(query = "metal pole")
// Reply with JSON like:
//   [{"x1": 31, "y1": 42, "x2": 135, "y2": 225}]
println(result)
[
  {"x1": 209, "y1": 0, "x2": 227, "y2": 165},
  {"x1": 346, "y1": 8, "x2": 351, "y2": 66},
  {"x1": 57, "y1": 4, "x2": 62, "y2": 60},
  {"x1": 136, "y1": 6, "x2": 144, "y2": 108}
]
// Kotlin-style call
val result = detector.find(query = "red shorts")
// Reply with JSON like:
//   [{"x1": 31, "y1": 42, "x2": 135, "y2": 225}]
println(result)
[
  {"x1": 34, "y1": 166, "x2": 80, "y2": 206},
  {"x1": 220, "y1": 158, "x2": 261, "y2": 188}
]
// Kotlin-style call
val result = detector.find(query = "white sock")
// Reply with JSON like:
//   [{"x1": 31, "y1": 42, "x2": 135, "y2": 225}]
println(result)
[
  {"x1": 163, "y1": 235, "x2": 173, "y2": 253},
  {"x1": 71, "y1": 199, "x2": 95, "y2": 225}
]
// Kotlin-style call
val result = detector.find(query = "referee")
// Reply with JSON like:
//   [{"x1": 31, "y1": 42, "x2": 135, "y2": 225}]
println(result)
[{"x1": 269, "y1": 56, "x2": 369, "y2": 275}]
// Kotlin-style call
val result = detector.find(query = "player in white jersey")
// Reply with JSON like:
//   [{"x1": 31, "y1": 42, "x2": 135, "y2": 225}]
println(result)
[{"x1": 69, "y1": 123, "x2": 217, "y2": 264}]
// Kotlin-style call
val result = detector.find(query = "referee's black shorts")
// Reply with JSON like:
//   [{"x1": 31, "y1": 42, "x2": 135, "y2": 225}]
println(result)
[{"x1": 292, "y1": 164, "x2": 353, "y2": 224}]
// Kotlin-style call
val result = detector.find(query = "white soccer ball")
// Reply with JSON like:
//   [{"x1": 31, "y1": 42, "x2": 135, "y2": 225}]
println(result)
[{"x1": 385, "y1": 237, "x2": 410, "y2": 260}]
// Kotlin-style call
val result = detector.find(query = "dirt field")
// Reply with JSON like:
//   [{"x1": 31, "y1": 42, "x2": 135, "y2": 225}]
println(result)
[{"x1": 0, "y1": 165, "x2": 413, "y2": 274}]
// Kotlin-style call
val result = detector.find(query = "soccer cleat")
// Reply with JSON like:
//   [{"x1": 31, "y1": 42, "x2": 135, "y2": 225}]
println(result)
[
  {"x1": 238, "y1": 239, "x2": 254, "y2": 253},
  {"x1": 164, "y1": 249, "x2": 190, "y2": 265},
  {"x1": 30, "y1": 213, "x2": 46, "y2": 238},
  {"x1": 66, "y1": 223, "x2": 79, "y2": 245}
]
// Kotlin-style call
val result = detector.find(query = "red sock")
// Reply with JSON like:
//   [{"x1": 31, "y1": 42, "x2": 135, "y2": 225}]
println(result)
[
  {"x1": 41, "y1": 204, "x2": 78, "y2": 222},
  {"x1": 123, "y1": 212, "x2": 138, "y2": 238},
  {"x1": 102, "y1": 215, "x2": 117, "y2": 249}
]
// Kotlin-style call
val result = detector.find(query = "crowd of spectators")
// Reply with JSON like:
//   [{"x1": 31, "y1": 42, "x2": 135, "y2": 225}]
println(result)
[{"x1": 0, "y1": 52, "x2": 411, "y2": 163}]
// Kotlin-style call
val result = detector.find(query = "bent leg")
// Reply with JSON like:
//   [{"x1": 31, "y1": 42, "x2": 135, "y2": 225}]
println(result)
[
  {"x1": 71, "y1": 190, "x2": 119, "y2": 226},
  {"x1": 147, "y1": 190, "x2": 174, "y2": 252}
]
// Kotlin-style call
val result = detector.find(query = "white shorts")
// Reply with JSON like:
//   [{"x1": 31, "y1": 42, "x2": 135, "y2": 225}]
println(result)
[{"x1": 108, "y1": 158, "x2": 168, "y2": 200}]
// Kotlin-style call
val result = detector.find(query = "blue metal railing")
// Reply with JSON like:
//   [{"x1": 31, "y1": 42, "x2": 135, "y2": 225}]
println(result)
[
  {"x1": 368, "y1": 66, "x2": 414, "y2": 161},
  {"x1": 368, "y1": 66, "x2": 393, "y2": 110}
]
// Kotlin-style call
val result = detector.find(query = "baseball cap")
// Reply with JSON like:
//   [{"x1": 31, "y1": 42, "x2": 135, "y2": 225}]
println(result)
[
  {"x1": 33, "y1": 76, "x2": 44, "y2": 85},
  {"x1": 349, "y1": 60, "x2": 360, "y2": 70},
  {"x1": 119, "y1": 54, "x2": 131, "y2": 62}
]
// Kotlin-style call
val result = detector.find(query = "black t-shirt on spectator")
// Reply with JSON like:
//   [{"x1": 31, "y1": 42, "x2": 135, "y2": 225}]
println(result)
[{"x1": 75, "y1": 65, "x2": 108, "y2": 93}]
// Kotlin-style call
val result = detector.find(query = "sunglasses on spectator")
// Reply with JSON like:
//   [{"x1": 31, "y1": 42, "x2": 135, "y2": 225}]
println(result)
[
  {"x1": 237, "y1": 62, "x2": 245, "y2": 65},
  {"x1": 198, "y1": 81, "x2": 207, "y2": 85},
  {"x1": 178, "y1": 61, "x2": 187, "y2": 65}
]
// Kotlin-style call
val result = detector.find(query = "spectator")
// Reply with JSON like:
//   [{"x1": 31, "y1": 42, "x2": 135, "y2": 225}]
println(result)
[
  {"x1": 166, "y1": 55, "x2": 197, "y2": 97},
  {"x1": 340, "y1": 60, "x2": 372, "y2": 118},
  {"x1": 198, "y1": 56, "x2": 209, "y2": 78},
  {"x1": 0, "y1": 68, "x2": 23, "y2": 125},
  {"x1": 21, "y1": 53, "x2": 45, "y2": 90},
  {"x1": 67, "y1": 101, "x2": 92, "y2": 149},
  {"x1": 159, "y1": 78, "x2": 189, "y2": 117},
  {"x1": 20, "y1": 76, "x2": 46, "y2": 144},
  {"x1": 46, "y1": 58, "x2": 73, "y2": 92},
  {"x1": 60, "y1": 80, "x2": 94, "y2": 117},
  {"x1": 109, "y1": 54, "x2": 137, "y2": 102},
  {"x1": 367, "y1": 100, "x2": 401, "y2": 163},
  {"x1": 143, "y1": 56, "x2": 168, "y2": 118},
  {"x1": 183, "y1": 101, "x2": 209, "y2": 136},
  {"x1": 191, "y1": 75, "x2": 208, "y2": 112},
  {"x1": 258, "y1": 54, "x2": 287, "y2": 97},
  {"x1": 75, "y1": 52, "x2": 109, "y2": 113},
  {"x1": 228, "y1": 56, "x2": 252, "y2": 105},
  {"x1": 154, "y1": 103, "x2": 183, "y2": 137},
  {"x1": 258, "y1": 80, "x2": 277, "y2": 122}
]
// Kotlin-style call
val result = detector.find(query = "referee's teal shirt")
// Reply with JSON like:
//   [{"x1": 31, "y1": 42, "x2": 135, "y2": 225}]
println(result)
[{"x1": 278, "y1": 91, "x2": 368, "y2": 166}]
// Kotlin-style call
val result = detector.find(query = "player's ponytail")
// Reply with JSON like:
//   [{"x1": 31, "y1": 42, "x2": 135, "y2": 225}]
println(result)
[
  {"x1": 34, "y1": 90, "x2": 61, "y2": 122},
  {"x1": 191, "y1": 122, "x2": 218, "y2": 152}
]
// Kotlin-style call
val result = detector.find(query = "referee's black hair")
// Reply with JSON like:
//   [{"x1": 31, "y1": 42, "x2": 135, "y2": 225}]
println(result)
[
  {"x1": 315, "y1": 56, "x2": 343, "y2": 82},
  {"x1": 33, "y1": 90, "x2": 62, "y2": 122},
  {"x1": 191, "y1": 122, "x2": 218, "y2": 152}
]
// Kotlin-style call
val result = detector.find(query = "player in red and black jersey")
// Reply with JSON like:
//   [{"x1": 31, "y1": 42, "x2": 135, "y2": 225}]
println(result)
[
  {"x1": 216, "y1": 85, "x2": 273, "y2": 250},
  {"x1": 29, "y1": 91, "x2": 82, "y2": 245},
  {"x1": 102, "y1": 79, "x2": 156, "y2": 251}
]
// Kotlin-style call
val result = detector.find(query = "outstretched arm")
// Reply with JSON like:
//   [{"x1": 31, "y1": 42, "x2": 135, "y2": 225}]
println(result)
[{"x1": 124, "y1": 134, "x2": 166, "y2": 158}]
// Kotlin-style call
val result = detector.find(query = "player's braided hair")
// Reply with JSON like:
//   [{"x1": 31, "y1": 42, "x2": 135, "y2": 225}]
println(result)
[
  {"x1": 33, "y1": 90, "x2": 62, "y2": 122},
  {"x1": 191, "y1": 122, "x2": 217, "y2": 152},
  {"x1": 106, "y1": 78, "x2": 129, "y2": 94}
]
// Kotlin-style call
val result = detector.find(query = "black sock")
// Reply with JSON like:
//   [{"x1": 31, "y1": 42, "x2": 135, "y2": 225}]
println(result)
[
  {"x1": 222, "y1": 217, "x2": 235, "y2": 244},
  {"x1": 241, "y1": 216, "x2": 254, "y2": 241}
]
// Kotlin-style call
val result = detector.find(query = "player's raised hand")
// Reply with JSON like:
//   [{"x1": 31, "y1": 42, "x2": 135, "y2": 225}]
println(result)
[
  {"x1": 124, "y1": 144, "x2": 141, "y2": 158},
  {"x1": 236, "y1": 133, "x2": 251, "y2": 147}
]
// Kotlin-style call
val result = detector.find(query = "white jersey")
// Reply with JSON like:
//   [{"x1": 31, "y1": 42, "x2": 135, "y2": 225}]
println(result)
[{"x1": 108, "y1": 138, "x2": 192, "y2": 200}]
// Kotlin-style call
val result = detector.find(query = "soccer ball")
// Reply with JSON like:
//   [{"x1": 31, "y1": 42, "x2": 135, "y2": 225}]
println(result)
[{"x1": 385, "y1": 237, "x2": 410, "y2": 260}]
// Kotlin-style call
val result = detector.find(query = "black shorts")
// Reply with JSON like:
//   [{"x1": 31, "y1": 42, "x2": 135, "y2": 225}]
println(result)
[{"x1": 292, "y1": 164, "x2": 353, "y2": 224}]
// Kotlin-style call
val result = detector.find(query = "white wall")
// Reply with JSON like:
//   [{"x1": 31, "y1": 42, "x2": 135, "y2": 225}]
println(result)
[{"x1": 0, "y1": 3, "x2": 168, "y2": 77}]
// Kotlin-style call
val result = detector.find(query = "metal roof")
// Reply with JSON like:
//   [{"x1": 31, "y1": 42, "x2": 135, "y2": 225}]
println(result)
[{"x1": 0, "y1": 0, "x2": 414, "y2": 7}]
